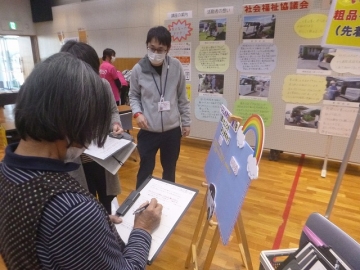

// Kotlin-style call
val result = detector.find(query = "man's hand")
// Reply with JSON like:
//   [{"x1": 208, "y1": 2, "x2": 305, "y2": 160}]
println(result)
[
  {"x1": 182, "y1": 126, "x2": 190, "y2": 137},
  {"x1": 136, "y1": 114, "x2": 149, "y2": 130},
  {"x1": 112, "y1": 123, "x2": 124, "y2": 135},
  {"x1": 134, "y1": 198, "x2": 162, "y2": 234}
]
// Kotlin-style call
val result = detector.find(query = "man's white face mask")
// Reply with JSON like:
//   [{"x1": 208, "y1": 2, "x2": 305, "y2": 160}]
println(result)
[
  {"x1": 111, "y1": 56, "x2": 116, "y2": 63},
  {"x1": 148, "y1": 50, "x2": 166, "y2": 65}
]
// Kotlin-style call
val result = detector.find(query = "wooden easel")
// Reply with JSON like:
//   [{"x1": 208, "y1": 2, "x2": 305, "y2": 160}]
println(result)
[{"x1": 184, "y1": 183, "x2": 253, "y2": 270}]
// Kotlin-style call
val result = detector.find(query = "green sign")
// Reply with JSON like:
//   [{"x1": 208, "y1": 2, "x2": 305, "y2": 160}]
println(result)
[
  {"x1": 9, "y1": 22, "x2": 17, "y2": 30},
  {"x1": 233, "y1": 99, "x2": 273, "y2": 127}
]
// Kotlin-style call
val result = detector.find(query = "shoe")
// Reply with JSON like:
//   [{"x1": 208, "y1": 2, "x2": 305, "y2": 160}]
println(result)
[
  {"x1": 273, "y1": 150, "x2": 279, "y2": 161},
  {"x1": 269, "y1": 150, "x2": 274, "y2": 161}
]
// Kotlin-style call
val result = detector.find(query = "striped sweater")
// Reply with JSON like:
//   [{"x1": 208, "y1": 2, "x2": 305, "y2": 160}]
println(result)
[{"x1": 0, "y1": 143, "x2": 151, "y2": 270}]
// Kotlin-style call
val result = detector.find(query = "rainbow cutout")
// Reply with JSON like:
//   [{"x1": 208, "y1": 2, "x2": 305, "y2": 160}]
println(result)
[{"x1": 241, "y1": 114, "x2": 265, "y2": 164}]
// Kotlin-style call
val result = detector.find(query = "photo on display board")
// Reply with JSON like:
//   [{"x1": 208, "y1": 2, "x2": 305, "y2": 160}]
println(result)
[
  {"x1": 206, "y1": 183, "x2": 216, "y2": 221},
  {"x1": 297, "y1": 45, "x2": 336, "y2": 75},
  {"x1": 284, "y1": 104, "x2": 321, "y2": 130},
  {"x1": 242, "y1": 14, "x2": 276, "y2": 40},
  {"x1": 199, "y1": 18, "x2": 227, "y2": 41},
  {"x1": 239, "y1": 74, "x2": 271, "y2": 99},
  {"x1": 198, "y1": 73, "x2": 224, "y2": 94},
  {"x1": 323, "y1": 76, "x2": 360, "y2": 103}
]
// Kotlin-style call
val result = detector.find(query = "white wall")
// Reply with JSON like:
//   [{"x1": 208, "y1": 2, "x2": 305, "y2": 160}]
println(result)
[
  {"x1": 33, "y1": 0, "x2": 239, "y2": 61},
  {"x1": 0, "y1": 0, "x2": 36, "y2": 36},
  {"x1": 35, "y1": 0, "x2": 165, "y2": 59}
]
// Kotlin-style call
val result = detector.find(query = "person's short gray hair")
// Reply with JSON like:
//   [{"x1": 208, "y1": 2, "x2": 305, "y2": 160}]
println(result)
[{"x1": 15, "y1": 52, "x2": 112, "y2": 147}]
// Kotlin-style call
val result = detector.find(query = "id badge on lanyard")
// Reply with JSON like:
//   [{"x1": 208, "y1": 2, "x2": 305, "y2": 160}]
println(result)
[{"x1": 158, "y1": 96, "x2": 170, "y2": 112}]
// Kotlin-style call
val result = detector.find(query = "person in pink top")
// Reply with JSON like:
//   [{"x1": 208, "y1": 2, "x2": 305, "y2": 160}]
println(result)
[
  {"x1": 117, "y1": 70, "x2": 128, "y2": 87},
  {"x1": 100, "y1": 48, "x2": 122, "y2": 105}
]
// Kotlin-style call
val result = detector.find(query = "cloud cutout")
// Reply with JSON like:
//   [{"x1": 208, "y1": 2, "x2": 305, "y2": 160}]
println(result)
[
  {"x1": 237, "y1": 127, "x2": 245, "y2": 148},
  {"x1": 247, "y1": 155, "x2": 258, "y2": 180}
]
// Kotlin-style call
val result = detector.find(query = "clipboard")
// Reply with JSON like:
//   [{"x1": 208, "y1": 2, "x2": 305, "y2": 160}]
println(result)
[
  {"x1": 113, "y1": 176, "x2": 198, "y2": 264},
  {"x1": 84, "y1": 136, "x2": 131, "y2": 160},
  {"x1": 84, "y1": 135, "x2": 136, "y2": 175},
  {"x1": 115, "y1": 190, "x2": 140, "y2": 216}
]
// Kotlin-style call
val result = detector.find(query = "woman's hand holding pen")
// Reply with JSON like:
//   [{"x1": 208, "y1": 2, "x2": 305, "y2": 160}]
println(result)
[{"x1": 134, "y1": 198, "x2": 162, "y2": 234}]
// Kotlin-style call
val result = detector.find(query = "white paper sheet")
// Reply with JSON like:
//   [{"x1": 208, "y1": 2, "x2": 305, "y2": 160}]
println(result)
[
  {"x1": 84, "y1": 136, "x2": 131, "y2": 160},
  {"x1": 113, "y1": 178, "x2": 197, "y2": 262},
  {"x1": 111, "y1": 197, "x2": 120, "y2": 216}
]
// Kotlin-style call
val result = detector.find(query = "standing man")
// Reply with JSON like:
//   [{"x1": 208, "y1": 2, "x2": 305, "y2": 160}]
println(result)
[
  {"x1": 129, "y1": 26, "x2": 191, "y2": 189},
  {"x1": 100, "y1": 48, "x2": 122, "y2": 105}
]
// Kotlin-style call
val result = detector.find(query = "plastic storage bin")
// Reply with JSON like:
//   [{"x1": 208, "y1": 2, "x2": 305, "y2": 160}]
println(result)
[{"x1": 259, "y1": 248, "x2": 297, "y2": 270}]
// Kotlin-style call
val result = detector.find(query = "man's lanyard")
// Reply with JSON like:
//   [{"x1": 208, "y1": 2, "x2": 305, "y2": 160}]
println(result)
[{"x1": 151, "y1": 56, "x2": 170, "y2": 98}]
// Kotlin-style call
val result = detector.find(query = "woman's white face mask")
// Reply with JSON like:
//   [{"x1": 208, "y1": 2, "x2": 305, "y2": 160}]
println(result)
[
  {"x1": 111, "y1": 56, "x2": 116, "y2": 63},
  {"x1": 65, "y1": 138, "x2": 88, "y2": 162},
  {"x1": 64, "y1": 145, "x2": 86, "y2": 162},
  {"x1": 148, "y1": 50, "x2": 166, "y2": 65}
]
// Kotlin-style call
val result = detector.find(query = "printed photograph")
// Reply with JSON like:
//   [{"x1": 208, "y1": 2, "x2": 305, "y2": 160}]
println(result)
[
  {"x1": 206, "y1": 183, "x2": 216, "y2": 220},
  {"x1": 284, "y1": 104, "x2": 321, "y2": 129},
  {"x1": 199, "y1": 18, "x2": 227, "y2": 41},
  {"x1": 242, "y1": 15, "x2": 276, "y2": 40},
  {"x1": 239, "y1": 75, "x2": 271, "y2": 98},
  {"x1": 323, "y1": 76, "x2": 360, "y2": 103},
  {"x1": 297, "y1": 45, "x2": 336, "y2": 72},
  {"x1": 198, "y1": 73, "x2": 224, "y2": 94}
]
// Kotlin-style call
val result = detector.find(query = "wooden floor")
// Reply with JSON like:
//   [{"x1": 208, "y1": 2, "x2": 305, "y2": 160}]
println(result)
[{"x1": 1, "y1": 114, "x2": 360, "y2": 269}]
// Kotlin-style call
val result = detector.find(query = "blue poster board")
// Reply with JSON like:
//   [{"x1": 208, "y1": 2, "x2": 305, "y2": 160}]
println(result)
[{"x1": 205, "y1": 105, "x2": 264, "y2": 245}]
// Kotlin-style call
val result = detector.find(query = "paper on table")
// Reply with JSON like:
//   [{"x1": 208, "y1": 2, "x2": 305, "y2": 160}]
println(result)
[
  {"x1": 113, "y1": 178, "x2": 197, "y2": 262},
  {"x1": 111, "y1": 197, "x2": 120, "y2": 215},
  {"x1": 84, "y1": 136, "x2": 131, "y2": 160},
  {"x1": 89, "y1": 142, "x2": 136, "y2": 175}
]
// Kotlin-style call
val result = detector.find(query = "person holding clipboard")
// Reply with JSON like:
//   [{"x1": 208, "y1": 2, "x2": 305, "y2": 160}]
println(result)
[
  {"x1": 60, "y1": 41, "x2": 125, "y2": 217},
  {"x1": 0, "y1": 53, "x2": 163, "y2": 270}
]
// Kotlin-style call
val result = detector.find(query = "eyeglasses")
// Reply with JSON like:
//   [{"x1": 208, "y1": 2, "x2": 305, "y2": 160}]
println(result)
[{"x1": 147, "y1": 47, "x2": 167, "y2": 54}]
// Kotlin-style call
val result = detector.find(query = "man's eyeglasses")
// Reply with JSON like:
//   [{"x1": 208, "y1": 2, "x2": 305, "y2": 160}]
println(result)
[{"x1": 147, "y1": 47, "x2": 167, "y2": 54}]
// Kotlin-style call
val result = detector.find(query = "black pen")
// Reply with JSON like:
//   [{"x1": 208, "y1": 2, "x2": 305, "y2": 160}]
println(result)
[{"x1": 133, "y1": 203, "x2": 150, "y2": 215}]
